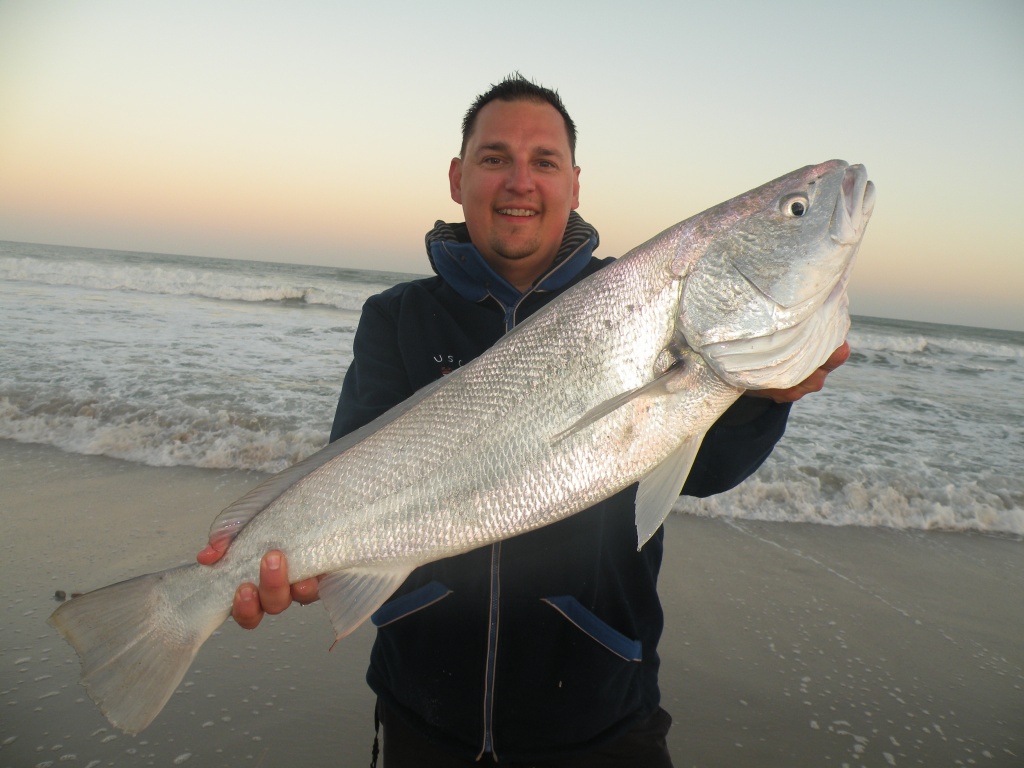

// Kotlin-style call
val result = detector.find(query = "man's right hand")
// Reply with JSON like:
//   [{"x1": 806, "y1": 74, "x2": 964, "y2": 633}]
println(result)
[{"x1": 196, "y1": 546, "x2": 321, "y2": 630}]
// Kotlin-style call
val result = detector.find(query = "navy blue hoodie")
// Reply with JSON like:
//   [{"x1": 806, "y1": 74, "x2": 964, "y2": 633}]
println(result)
[{"x1": 329, "y1": 213, "x2": 790, "y2": 762}]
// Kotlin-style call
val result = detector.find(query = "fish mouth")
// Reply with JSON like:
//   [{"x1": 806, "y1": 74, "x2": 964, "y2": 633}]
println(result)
[{"x1": 831, "y1": 164, "x2": 876, "y2": 246}]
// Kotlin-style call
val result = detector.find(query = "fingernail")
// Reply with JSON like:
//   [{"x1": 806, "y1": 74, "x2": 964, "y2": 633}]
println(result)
[
  {"x1": 239, "y1": 586, "x2": 255, "y2": 602},
  {"x1": 266, "y1": 552, "x2": 281, "y2": 571}
]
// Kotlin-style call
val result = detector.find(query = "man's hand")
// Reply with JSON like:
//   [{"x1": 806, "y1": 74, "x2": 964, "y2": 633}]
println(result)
[
  {"x1": 747, "y1": 342, "x2": 851, "y2": 404},
  {"x1": 196, "y1": 545, "x2": 321, "y2": 630}
]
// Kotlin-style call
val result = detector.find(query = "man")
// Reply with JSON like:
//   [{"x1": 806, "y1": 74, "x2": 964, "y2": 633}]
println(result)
[{"x1": 198, "y1": 75, "x2": 849, "y2": 766}]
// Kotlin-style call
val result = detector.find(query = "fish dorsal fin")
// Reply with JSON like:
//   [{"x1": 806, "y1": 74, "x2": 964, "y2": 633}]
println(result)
[
  {"x1": 319, "y1": 567, "x2": 413, "y2": 646},
  {"x1": 634, "y1": 433, "x2": 705, "y2": 549},
  {"x1": 206, "y1": 378, "x2": 449, "y2": 548}
]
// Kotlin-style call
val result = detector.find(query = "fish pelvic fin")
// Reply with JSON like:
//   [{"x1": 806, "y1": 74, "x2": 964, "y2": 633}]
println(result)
[
  {"x1": 320, "y1": 567, "x2": 414, "y2": 648},
  {"x1": 48, "y1": 564, "x2": 228, "y2": 734},
  {"x1": 635, "y1": 433, "x2": 705, "y2": 549}
]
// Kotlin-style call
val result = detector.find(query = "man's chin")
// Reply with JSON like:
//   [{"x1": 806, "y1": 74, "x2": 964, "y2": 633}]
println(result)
[{"x1": 488, "y1": 239, "x2": 543, "y2": 263}]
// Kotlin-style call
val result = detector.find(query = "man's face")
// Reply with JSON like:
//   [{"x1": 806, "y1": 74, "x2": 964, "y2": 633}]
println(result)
[{"x1": 449, "y1": 99, "x2": 580, "y2": 288}]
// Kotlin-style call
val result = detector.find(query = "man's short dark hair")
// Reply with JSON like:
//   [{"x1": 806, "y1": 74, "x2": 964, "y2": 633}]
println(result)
[{"x1": 460, "y1": 73, "x2": 577, "y2": 164}]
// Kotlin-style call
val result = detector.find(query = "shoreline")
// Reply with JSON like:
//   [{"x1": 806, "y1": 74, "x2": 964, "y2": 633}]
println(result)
[{"x1": 2, "y1": 440, "x2": 1021, "y2": 766}]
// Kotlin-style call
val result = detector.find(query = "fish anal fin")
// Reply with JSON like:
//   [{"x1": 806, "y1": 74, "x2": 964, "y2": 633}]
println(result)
[
  {"x1": 319, "y1": 567, "x2": 412, "y2": 647},
  {"x1": 635, "y1": 433, "x2": 705, "y2": 550}
]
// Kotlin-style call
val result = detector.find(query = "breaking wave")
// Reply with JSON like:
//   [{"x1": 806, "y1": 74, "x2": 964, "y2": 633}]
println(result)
[{"x1": 0, "y1": 243, "x2": 418, "y2": 313}]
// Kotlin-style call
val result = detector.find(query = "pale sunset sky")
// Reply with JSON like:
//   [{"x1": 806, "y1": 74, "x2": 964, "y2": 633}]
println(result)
[{"x1": 1, "y1": 0, "x2": 1021, "y2": 331}]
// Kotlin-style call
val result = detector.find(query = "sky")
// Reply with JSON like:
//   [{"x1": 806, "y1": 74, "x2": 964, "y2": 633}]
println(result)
[{"x1": 0, "y1": 0, "x2": 1021, "y2": 332}]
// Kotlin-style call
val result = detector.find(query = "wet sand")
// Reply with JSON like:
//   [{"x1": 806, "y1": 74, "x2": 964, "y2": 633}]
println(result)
[{"x1": 1, "y1": 440, "x2": 1021, "y2": 767}]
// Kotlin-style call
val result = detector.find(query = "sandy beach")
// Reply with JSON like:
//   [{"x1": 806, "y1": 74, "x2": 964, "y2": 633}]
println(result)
[{"x1": 2, "y1": 439, "x2": 1021, "y2": 767}]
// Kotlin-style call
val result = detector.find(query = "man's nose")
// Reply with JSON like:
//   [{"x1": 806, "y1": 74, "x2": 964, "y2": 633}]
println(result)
[{"x1": 505, "y1": 161, "x2": 536, "y2": 193}]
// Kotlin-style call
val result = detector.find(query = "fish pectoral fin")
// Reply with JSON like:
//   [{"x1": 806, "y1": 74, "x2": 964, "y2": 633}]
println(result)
[
  {"x1": 635, "y1": 433, "x2": 706, "y2": 550},
  {"x1": 552, "y1": 365, "x2": 686, "y2": 445},
  {"x1": 319, "y1": 566, "x2": 413, "y2": 646}
]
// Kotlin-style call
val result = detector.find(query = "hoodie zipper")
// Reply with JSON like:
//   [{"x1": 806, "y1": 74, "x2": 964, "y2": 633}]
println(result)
[
  {"x1": 479, "y1": 540, "x2": 501, "y2": 757},
  {"x1": 476, "y1": 245, "x2": 591, "y2": 760}
]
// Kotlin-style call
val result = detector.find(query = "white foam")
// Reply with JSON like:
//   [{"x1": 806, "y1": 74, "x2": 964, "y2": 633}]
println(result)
[
  {"x1": 677, "y1": 466, "x2": 1024, "y2": 536},
  {"x1": 850, "y1": 316, "x2": 1024, "y2": 360}
]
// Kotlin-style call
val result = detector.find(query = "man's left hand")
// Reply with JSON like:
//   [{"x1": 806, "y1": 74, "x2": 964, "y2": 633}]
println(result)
[{"x1": 746, "y1": 342, "x2": 851, "y2": 404}]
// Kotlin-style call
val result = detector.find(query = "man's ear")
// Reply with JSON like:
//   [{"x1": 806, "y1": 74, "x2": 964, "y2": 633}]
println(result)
[{"x1": 449, "y1": 157, "x2": 463, "y2": 204}]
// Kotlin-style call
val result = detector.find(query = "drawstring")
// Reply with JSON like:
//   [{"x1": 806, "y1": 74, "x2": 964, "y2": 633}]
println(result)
[{"x1": 370, "y1": 699, "x2": 380, "y2": 768}]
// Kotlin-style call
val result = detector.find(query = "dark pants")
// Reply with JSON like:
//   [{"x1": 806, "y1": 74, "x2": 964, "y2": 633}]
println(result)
[{"x1": 377, "y1": 703, "x2": 674, "y2": 767}]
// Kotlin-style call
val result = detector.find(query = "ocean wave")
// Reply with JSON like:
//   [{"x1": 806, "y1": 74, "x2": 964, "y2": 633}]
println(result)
[
  {"x1": 0, "y1": 254, "x2": 385, "y2": 313},
  {"x1": 0, "y1": 394, "x2": 328, "y2": 474},
  {"x1": 849, "y1": 322, "x2": 1024, "y2": 361},
  {"x1": 675, "y1": 463, "x2": 1024, "y2": 537},
  {"x1": 848, "y1": 329, "x2": 930, "y2": 355},
  {"x1": 924, "y1": 335, "x2": 1024, "y2": 360}
]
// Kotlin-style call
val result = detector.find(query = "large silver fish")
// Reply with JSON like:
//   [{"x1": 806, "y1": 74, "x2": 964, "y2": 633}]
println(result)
[{"x1": 49, "y1": 159, "x2": 875, "y2": 734}]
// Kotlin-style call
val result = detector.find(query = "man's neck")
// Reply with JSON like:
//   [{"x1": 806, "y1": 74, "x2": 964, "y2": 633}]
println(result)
[{"x1": 482, "y1": 251, "x2": 559, "y2": 293}]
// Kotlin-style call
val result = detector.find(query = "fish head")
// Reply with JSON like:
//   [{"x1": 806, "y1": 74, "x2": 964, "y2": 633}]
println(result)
[{"x1": 677, "y1": 160, "x2": 875, "y2": 389}]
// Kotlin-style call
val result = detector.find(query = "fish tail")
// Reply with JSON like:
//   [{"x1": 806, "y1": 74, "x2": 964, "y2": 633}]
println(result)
[{"x1": 48, "y1": 563, "x2": 229, "y2": 734}]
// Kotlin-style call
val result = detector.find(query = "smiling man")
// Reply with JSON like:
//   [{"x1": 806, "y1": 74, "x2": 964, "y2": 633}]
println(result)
[
  {"x1": 450, "y1": 97, "x2": 581, "y2": 290},
  {"x1": 200, "y1": 74, "x2": 848, "y2": 767}
]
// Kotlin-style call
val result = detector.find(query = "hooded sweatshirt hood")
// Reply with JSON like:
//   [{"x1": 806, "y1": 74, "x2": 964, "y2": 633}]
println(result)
[{"x1": 425, "y1": 211, "x2": 600, "y2": 309}]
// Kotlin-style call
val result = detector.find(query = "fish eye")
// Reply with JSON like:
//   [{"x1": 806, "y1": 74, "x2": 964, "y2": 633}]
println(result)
[{"x1": 781, "y1": 195, "x2": 809, "y2": 218}]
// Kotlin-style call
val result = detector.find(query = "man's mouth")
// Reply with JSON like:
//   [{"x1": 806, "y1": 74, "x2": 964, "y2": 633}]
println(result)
[{"x1": 497, "y1": 208, "x2": 538, "y2": 217}]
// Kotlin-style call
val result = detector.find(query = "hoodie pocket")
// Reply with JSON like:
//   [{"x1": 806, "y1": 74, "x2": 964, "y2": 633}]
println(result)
[
  {"x1": 541, "y1": 595, "x2": 642, "y2": 662},
  {"x1": 371, "y1": 580, "x2": 452, "y2": 627}
]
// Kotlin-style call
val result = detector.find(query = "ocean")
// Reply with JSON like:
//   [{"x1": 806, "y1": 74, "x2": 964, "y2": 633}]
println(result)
[{"x1": 2, "y1": 240, "x2": 1022, "y2": 536}]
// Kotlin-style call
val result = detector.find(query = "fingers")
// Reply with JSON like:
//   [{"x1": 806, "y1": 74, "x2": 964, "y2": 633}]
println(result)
[
  {"x1": 228, "y1": 551, "x2": 322, "y2": 630},
  {"x1": 256, "y1": 551, "x2": 294, "y2": 615},
  {"x1": 752, "y1": 375, "x2": 824, "y2": 404},
  {"x1": 748, "y1": 341, "x2": 851, "y2": 403},
  {"x1": 291, "y1": 576, "x2": 322, "y2": 605},
  {"x1": 821, "y1": 340, "x2": 851, "y2": 372},
  {"x1": 196, "y1": 538, "x2": 229, "y2": 566},
  {"x1": 747, "y1": 372, "x2": 824, "y2": 403},
  {"x1": 230, "y1": 550, "x2": 293, "y2": 630},
  {"x1": 233, "y1": 583, "x2": 266, "y2": 630}
]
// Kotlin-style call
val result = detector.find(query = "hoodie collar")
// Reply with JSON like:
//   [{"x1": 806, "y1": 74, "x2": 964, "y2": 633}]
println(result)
[{"x1": 425, "y1": 211, "x2": 600, "y2": 308}]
